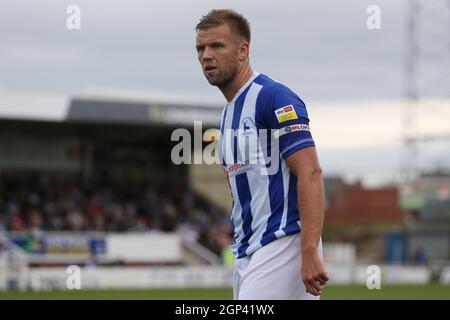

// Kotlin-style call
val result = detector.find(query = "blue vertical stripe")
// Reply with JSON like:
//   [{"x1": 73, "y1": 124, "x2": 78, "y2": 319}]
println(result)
[
  {"x1": 260, "y1": 161, "x2": 284, "y2": 246},
  {"x1": 235, "y1": 173, "x2": 253, "y2": 257},
  {"x1": 232, "y1": 88, "x2": 250, "y2": 163},
  {"x1": 231, "y1": 86, "x2": 254, "y2": 257},
  {"x1": 282, "y1": 221, "x2": 300, "y2": 235}
]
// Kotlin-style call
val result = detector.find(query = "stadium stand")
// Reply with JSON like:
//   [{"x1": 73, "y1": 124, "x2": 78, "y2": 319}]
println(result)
[{"x1": 0, "y1": 173, "x2": 231, "y2": 257}]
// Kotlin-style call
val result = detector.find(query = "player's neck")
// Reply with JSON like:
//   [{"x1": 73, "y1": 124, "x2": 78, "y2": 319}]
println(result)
[{"x1": 222, "y1": 64, "x2": 254, "y2": 103}]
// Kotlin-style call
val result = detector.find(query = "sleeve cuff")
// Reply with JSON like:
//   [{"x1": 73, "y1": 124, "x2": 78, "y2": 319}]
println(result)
[{"x1": 281, "y1": 138, "x2": 315, "y2": 159}]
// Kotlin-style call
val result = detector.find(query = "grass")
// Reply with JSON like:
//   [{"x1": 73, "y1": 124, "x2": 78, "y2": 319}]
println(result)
[
  {"x1": 320, "y1": 284, "x2": 450, "y2": 300},
  {"x1": 0, "y1": 285, "x2": 450, "y2": 300}
]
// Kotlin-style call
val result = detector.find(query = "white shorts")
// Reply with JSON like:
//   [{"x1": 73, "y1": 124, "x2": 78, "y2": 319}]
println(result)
[{"x1": 233, "y1": 233, "x2": 323, "y2": 300}]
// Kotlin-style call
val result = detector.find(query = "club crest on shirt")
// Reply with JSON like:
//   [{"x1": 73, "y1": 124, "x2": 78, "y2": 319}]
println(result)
[
  {"x1": 239, "y1": 117, "x2": 256, "y2": 137},
  {"x1": 274, "y1": 104, "x2": 298, "y2": 123}
]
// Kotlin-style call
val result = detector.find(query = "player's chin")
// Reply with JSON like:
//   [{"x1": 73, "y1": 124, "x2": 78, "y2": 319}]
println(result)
[{"x1": 205, "y1": 76, "x2": 221, "y2": 86}]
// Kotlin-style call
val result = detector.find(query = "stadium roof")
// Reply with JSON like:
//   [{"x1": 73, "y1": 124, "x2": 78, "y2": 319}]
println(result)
[{"x1": 0, "y1": 88, "x2": 222, "y2": 126}]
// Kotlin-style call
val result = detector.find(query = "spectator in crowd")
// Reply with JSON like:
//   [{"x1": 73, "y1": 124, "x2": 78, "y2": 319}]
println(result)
[{"x1": 0, "y1": 174, "x2": 230, "y2": 255}]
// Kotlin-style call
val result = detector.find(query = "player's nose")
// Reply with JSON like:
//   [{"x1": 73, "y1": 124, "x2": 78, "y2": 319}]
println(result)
[{"x1": 202, "y1": 47, "x2": 213, "y2": 62}]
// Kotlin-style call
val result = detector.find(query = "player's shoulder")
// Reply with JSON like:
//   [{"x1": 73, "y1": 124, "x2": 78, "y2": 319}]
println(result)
[
  {"x1": 254, "y1": 74, "x2": 304, "y2": 108},
  {"x1": 253, "y1": 74, "x2": 310, "y2": 127},
  {"x1": 254, "y1": 74, "x2": 293, "y2": 94},
  {"x1": 254, "y1": 74, "x2": 300, "y2": 102}
]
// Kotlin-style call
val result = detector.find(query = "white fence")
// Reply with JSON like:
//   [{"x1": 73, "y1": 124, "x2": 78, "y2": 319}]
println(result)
[
  {"x1": 440, "y1": 267, "x2": 450, "y2": 284},
  {"x1": 26, "y1": 263, "x2": 442, "y2": 291},
  {"x1": 28, "y1": 266, "x2": 233, "y2": 291},
  {"x1": 5, "y1": 232, "x2": 182, "y2": 264},
  {"x1": 2, "y1": 234, "x2": 450, "y2": 291}
]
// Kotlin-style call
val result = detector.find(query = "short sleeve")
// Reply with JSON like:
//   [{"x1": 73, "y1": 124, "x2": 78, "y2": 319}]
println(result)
[{"x1": 259, "y1": 84, "x2": 316, "y2": 159}]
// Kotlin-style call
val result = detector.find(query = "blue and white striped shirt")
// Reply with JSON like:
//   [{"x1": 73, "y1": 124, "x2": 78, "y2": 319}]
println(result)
[{"x1": 218, "y1": 72, "x2": 316, "y2": 258}]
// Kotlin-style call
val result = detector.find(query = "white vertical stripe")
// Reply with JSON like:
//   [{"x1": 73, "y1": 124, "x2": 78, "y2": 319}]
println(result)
[
  {"x1": 222, "y1": 102, "x2": 236, "y2": 166},
  {"x1": 217, "y1": 105, "x2": 227, "y2": 164}
]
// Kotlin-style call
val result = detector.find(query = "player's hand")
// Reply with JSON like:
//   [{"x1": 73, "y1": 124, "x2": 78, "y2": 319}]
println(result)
[{"x1": 301, "y1": 249, "x2": 329, "y2": 296}]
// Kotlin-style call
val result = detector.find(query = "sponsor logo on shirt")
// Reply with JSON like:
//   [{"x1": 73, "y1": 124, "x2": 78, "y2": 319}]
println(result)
[
  {"x1": 274, "y1": 124, "x2": 310, "y2": 138},
  {"x1": 274, "y1": 105, "x2": 298, "y2": 123},
  {"x1": 226, "y1": 163, "x2": 252, "y2": 177}
]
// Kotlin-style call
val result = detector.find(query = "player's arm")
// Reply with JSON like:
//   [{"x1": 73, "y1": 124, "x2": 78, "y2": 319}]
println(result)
[
  {"x1": 260, "y1": 83, "x2": 329, "y2": 296},
  {"x1": 285, "y1": 147, "x2": 329, "y2": 296}
]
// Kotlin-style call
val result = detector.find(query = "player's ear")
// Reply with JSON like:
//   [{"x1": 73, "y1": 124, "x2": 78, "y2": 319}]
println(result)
[{"x1": 239, "y1": 41, "x2": 249, "y2": 61}]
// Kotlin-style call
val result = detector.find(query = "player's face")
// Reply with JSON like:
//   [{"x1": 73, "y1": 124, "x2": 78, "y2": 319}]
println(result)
[{"x1": 196, "y1": 24, "x2": 240, "y2": 88}]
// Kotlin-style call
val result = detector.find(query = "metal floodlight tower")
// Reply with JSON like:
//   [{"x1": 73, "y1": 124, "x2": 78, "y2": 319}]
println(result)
[{"x1": 403, "y1": 0, "x2": 450, "y2": 184}]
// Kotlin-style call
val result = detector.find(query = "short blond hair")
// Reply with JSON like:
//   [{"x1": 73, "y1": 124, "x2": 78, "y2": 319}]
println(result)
[{"x1": 196, "y1": 9, "x2": 251, "y2": 43}]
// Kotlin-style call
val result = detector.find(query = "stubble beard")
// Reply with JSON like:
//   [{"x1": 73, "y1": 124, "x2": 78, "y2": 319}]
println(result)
[{"x1": 205, "y1": 64, "x2": 238, "y2": 91}]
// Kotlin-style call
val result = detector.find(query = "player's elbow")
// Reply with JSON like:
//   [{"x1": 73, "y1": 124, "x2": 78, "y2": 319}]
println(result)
[
  {"x1": 299, "y1": 165, "x2": 323, "y2": 182},
  {"x1": 311, "y1": 166, "x2": 323, "y2": 177}
]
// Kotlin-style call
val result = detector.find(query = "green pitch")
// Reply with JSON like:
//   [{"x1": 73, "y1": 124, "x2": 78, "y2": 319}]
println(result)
[{"x1": 1, "y1": 285, "x2": 449, "y2": 300}]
